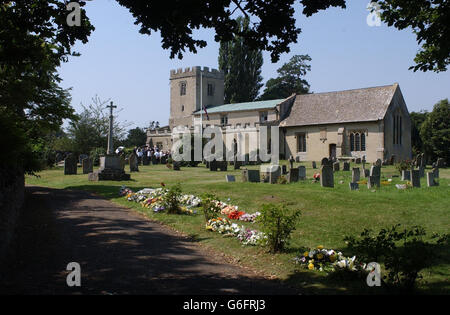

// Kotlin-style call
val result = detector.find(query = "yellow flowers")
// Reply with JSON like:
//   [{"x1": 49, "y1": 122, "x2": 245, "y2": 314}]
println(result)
[
  {"x1": 317, "y1": 245, "x2": 324, "y2": 250},
  {"x1": 308, "y1": 263, "x2": 315, "y2": 270},
  {"x1": 330, "y1": 255, "x2": 336, "y2": 262},
  {"x1": 317, "y1": 253, "x2": 324, "y2": 260},
  {"x1": 303, "y1": 251, "x2": 309, "y2": 257}
]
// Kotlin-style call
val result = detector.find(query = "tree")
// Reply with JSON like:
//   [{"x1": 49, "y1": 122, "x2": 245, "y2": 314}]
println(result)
[
  {"x1": 124, "y1": 127, "x2": 148, "y2": 147},
  {"x1": 409, "y1": 111, "x2": 429, "y2": 156},
  {"x1": 66, "y1": 96, "x2": 130, "y2": 154},
  {"x1": 420, "y1": 99, "x2": 450, "y2": 164},
  {"x1": 259, "y1": 55, "x2": 311, "y2": 100},
  {"x1": 117, "y1": 0, "x2": 449, "y2": 71},
  {"x1": 218, "y1": 16, "x2": 263, "y2": 103},
  {"x1": 0, "y1": 0, "x2": 94, "y2": 173},
  {"x1": 374, "y1": 0, "x2": 450, "y2": 72}
]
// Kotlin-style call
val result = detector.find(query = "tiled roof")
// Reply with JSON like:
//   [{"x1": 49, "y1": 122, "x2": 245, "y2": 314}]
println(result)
[
  {"x1": 194, "y1": 99, "x2": 286, "y2": 115},
  {"x1": 280, "y1": 84, "x2": 398, "y2": 127}
]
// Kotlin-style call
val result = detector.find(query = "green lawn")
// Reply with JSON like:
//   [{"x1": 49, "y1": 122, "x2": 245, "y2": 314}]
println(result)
[{"x1": 26, "y1": 162, "x2": 450, "y2": 294}]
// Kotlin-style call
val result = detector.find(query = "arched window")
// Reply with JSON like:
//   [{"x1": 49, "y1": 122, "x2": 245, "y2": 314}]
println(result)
[
  {"x1": 361, "y1": 133, "x2": 366, "y2": 151},
  {"x1": 355, "y1": 133, "x2": 360, "y2": 151}
]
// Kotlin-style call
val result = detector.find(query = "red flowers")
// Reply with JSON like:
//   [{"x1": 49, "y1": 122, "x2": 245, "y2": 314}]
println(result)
[
  {"x1": 228, "y1": 210, "x2": 245, "y2": 220},
  {"x1": 160, "y1": 182, "x2": 166, "y2": 187}
]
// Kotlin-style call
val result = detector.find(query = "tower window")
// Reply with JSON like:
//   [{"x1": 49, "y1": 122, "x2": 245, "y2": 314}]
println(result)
[
  {"x1": 180, "y1": 82, "x2": 186, "y2": 96},
  {"x1": 297, "y1": 133, "x2": 306, "y2": 152},
  {"x1": 181, "y1": 105, "x2": 184, "y2": 112},
  {"x1": 393, "y1": 114, "x2": 402, "y2": 145},
  {"x1": 207, "y1": 83, "x2": 214, "y2": 96}
]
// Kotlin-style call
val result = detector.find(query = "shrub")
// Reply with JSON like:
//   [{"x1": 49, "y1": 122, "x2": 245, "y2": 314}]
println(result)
[
  {"x1": 277, "y1": 175, "x2": 288, "y2": 184},
  {"x1": 395, "y1": 160, "x2": 413, "y2": 174},
  {"x1": 201, "y1": 193, "x2": 222, "y2": 223},
  {"x1": 257, "y1": 204, "x2": 301, "y2": 253},
  {"x1": 344, "y1": 224, "x2": 448, "y2": 292},
  {"x1": 89, "y1": 147, "x2": 106, "y2": 166},
  {"x1": 161, "y1": 183, "x2": 183, "y2": 214}
]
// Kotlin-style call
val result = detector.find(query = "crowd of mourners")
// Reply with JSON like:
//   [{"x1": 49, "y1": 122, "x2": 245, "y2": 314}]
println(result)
[{"x1": 131, "y1": 146, "x2": 171, "y2": 165}]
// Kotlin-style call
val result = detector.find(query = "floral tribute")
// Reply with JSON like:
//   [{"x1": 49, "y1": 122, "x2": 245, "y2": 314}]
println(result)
[
  {"x1": 206, "y1": 218, "x2": 267, "y2": 246},
  {"x1": 293, "y1": 245, "x2": 369, "y2": 273}
]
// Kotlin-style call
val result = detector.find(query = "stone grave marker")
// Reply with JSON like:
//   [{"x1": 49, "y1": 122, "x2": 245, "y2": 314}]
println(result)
[
  {"x1": 312, "y1": 161, "x2": 317, "y2": 169},
  {"x1": 343, "y1": 162, "x2": 350, "y2": 171},
  {"x1": 419, "y1": 166, "x2": 425, "y2": 178},
  {"x1": 269, "y1": 165, "x2": 281, "y2": 184},
  {"x1": 426, "y1": 172, "x2": 438, "y2": 187},
  {"x1": 321, "y1": 157, "x2": 329, "y2": 166},
  {"x1": 298, "y1": 166, "x2": 306, "y2": 180},
  {"x1": 352, "y1": 168, "x2": 360, "y2": 183},
  {"x1": 436, "y1": 158, "x2": 445, "y2": 168},
  {"x1": 173, "y1": 161, "x2": 181, "y2": 170},
  {"x1": 282, "y1": 165, "x2": 287, "y2": 175},
  {"x1": 370, "y1": 165, "x2": 381, "y2": 177},
  {"x1": 355, "y1": 158, "x2": 361, "y2": 164},
  {"x1": 367, "y1": 176, "x2": 380, "y2": 189},
  {"x1": 129, "y1": 153, "x2": 139, "y2": 172},
  {"x1": 82, "y1": 158, "x2": 93, "y2": 174},
  {"x1": 64, "y1": 154, "x2": 77, "y2": 175},
  {"x1": 349, "y1": 182, "x2": 359, "y2": 190},
  {"x1": 410, "y1": 170, "x2": 420, "y2": 188},
  {"x1": 363, "y1": 169, "x2": 370, "y2": 178},
  {"x1": 226, "y1": 175, "x2": 236, "y2": 182},
  {"x1": 433, "y1": 167, "x2": 439, "y2": 178},
  {"x1": 320, "y1": 165, "x2": 334, "y2": 188},
  {"x1": 401, "y1": 170, "x2": 410, "y2": 181},
  {"x1": 288, "y1": 168, "x2": 299, "y2": 183}
]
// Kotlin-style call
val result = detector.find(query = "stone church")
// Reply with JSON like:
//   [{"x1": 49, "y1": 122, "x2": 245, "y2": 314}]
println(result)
[{"x1": 147, "y1": 66, "x2": 412, "y2": 163}]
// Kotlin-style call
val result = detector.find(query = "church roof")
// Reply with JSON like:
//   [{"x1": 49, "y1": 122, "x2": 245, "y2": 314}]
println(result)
[
  {"x1": 194, "y1": 98, "x2": 285, "y2": 115},
  {"x1": 279, "y1": 84, "x2": 399, "y2": 127}
]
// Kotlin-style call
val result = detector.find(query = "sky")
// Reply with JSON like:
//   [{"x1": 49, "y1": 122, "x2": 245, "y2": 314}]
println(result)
[{"x1": 59, "y1": 0, "x2": 450, "y2": 130}]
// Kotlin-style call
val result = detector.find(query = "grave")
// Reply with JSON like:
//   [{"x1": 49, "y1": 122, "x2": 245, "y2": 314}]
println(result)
[
  {"x1": 289, "y1": 156, "x2": 295, "y2": 170},
  {"x1": 268, "y1": 165, "x2": 281, "y2": 184},
  {"x1": 367, "y1": 176, "x2": 380, "y2": 189},
  {"x1": 419, "y1": 166, "x2": 425, "y2": 178},
  {"x1": 129, "y1": 153, "x2": 139, "y2": 172},
  {"x1": 426, "y1": 172, "x2": 438, "y2": 187},
  {"x1": 282, "y1": 165, "x2": 287, "y2": 175},
  {"x1": 64, "y1": 154, "x2": 77, "y2": 175},
  {"x1": 349, "y1": 182, "x2": 359, "y2": 190},
  {"x1": 375, "y1": 159, "x2": 382, "y2": 167},
  {"x1": 173, "y1": 161, "x2": 181, "y2": 170},
  {"x1": 436, "y1": 158, "x2": 446, "y2": 168},
  {"x1": 433, "y1": 167, "x2": 439, "y2": 178},
  {"x1": 312, "y1": 161, "x2": 317, "y2": 169},
  {"x1": 82, "y1": 158, "x2": 93, "y2": 174},
  {"x1": 288, "y1": 168, "x2": 299, "y2": 183},
  {"x1": 355, "y1": 158, "x2": 361, "y2": 164},
  {"x1": 352, "y1": 168, "x2": 360, "y2": 183},
  {"x1": 333, "y1": 162, "x2": 340, "y2": 172},
  {"x1": 242, "y1": 169, "x2": 260, "y2": 183},
  {"x1": 343, "y1": 162, "x2": 350, "y2": 171},
  {"x1": 298, "y1": 166, "x2": 306, "y2": 180},
  {"x1": 320, "y1": 165, "x2": 334, "y2": 188},
  {"x1": 363, "y1": 169, "x2": 370, "y2": 178},
  {"x1": 410, "y1": 170, "x2": 420, "y2": 188},
  {"x1": 226, "y1": 175, "x2": 236, "y2": 182},
  {"x1": 401, "y1": 170, "x2": 410, "y2": 181}
]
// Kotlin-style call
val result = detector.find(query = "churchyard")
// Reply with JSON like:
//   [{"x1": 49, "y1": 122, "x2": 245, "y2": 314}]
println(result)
[{"x1": 26, "y1": 161, "x2": 450, "y2": 294}]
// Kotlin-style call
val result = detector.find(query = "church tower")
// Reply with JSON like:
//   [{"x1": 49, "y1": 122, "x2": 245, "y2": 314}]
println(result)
[{"x1": 169, "y1": 66, "x2": 224, "y2": 129}]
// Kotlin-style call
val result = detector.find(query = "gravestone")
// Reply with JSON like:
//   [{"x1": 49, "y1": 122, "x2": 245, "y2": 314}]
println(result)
[
  {"x1": 364, "y1": 169, "x2": 370, "y2": 178},
  {"x1": 82, "y1": 158, "x2": 93, "y2": 174},
  {"x1": 389, "y1": 155, "x2": 396, "y2": 165},
  {"x1": 243, "y1": 169, "x2": 260, "y2": 183},
  {"x1": 321, "y1": 157, "x2": 329, "y2": 166},
  {"x1": 410, "y1": 170, "x2": 420, "y2": 188},
  {"x1": 370, "y1": 165, "x2": 381, "y2": 177},
  {"x1": 352, "y1": 168, "x2": 360, "y2": 183},
  {"x1": 173, "y1": 161, "x2": 181, "y2": 170},
  {"x1": 367, "y1": 176, "x2": 380, "y2": 189},
  {"x1": 433, "y1": 167, "x2": 439, "y2": 178},
  {"x1": 143, "y1": 156, "x2": 150, "y2": 165},
  {"x1": 320, "y1": 165, "x2": 334, "y2": 188},
  {"x1": 349, "y1": 182, "x2": 359, "y2": 191},
  {"x1": 401, "y1": 170, "x2": 410, "y2": 181},
  {"x1": 64, "y1": 154, "x2": 77, "y2": 175},
  {"x1": 426, "y1": 172, "x2": 438, "y2": 187},
  {"x1": 333, "y1": 162, "x2": 340, "y2": 172},
  {"x1": 282, "y1": 165, "x2": 287, "y2": 175},
  {"x1": 268, "y1": 165, "x2": 281, "y2": 184},
  {"x1": 298, "y1": 166, "x2": 306, "y2": 180},
  {"x1": 436, "y1": 158, "x2": 445, "y2": 168},
  {"x1": 312, "y1": 161, "x2": 317, "y2": 169},
  {"x1": 375, "y1": 159, "x2": 382, "y2": 167},
  {"x1": 218, "y1": 161, "x2": 228, "y2": 171},
  {"x1": 209, "y1": 160, "x2": 218, "y2": 171},
  {"x1": 288, "y1": 168, "x2": 299, "y2": 183},
  {"x1": 226, "y1": 175, "x2": 236, "y2": 182},
  {"x1": 355, "y1": 158, "x2": 361, "y2": 164},
  {"x1": 343, "y1": 162, "x2": 350, "y2": 171},
  {"x1": 119, "y1": 155, "x2": 126, "y2": 171},
  {"x1": 129, "y1": 153, "x2": 139, "y2": 172},
  {"x1": 295, "y1": 156, "x2": 300, "y2": 163}
]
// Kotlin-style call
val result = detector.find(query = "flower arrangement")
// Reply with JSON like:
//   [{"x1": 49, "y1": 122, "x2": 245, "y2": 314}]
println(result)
[
  {"x1": 293, "y1": 245, "x2": 368, "y2": 273},
  {"x1": 313, "y1": 173, "x2": 320, "y2": 181},
  {"x1": 228, "y1": 210, "x2": 245, "y2": 220},
  {"x1": 206, "y1": 217, "x2": 267, "y2": 246},
  {"x1": 239, "y1": 212, "x2": 261, "y2": 222}
]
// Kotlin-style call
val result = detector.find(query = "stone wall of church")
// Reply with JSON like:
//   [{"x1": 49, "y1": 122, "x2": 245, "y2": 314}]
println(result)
[{"x1": 283, "y1": 121, "x2": 383, "y2": 162}]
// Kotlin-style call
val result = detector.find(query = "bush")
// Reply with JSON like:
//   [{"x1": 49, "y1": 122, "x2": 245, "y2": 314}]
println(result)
[
  {"x1": 395, "y1": 160, "x2": 413, "y2": 174},
  {"x1": 344, "y1": 224, "x2": 448, "y2": 292},
  {"x1": 201, "y1": 193, "x2": 222, "y2": 223},
  {"x1": 162, "y1": 183, "x2": 183, "y2": 214},
  {"x1": 257, "y1": 204, "x2": 301, "y2": 253}
]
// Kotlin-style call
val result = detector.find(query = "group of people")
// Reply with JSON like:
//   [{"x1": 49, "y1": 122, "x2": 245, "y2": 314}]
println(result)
[{"x1": 133, "y1": 146, "x2": 171, "y2": 165}]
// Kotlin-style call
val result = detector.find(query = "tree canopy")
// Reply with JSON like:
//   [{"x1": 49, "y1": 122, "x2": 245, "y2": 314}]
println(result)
[
  {"x1": 218, "y1": 16, "x2": 263, "y2": 103},
  {"x1": 259, "y1": 55, "x2": 311, "y2": 101}
]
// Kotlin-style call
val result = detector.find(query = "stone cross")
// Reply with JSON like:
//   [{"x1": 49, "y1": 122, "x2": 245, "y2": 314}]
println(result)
[{"x1": 106, "y1": 101, "x2": 117, "y2": 155}]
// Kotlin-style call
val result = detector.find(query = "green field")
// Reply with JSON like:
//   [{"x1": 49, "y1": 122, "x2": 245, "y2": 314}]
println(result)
[{"x1": 26, "y1": 162, "x2": 450, "y2": 294}]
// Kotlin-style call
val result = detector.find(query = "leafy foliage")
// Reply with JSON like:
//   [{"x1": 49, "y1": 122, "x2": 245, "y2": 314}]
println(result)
[
  {"x1": 409, "y1": 111, "x2": 429, "y2": 155},
  {"x1": 124, "y1": 127, "x2": 147, "y2": 147},
  {"x1": 162, "y1": 183, "x2": 183, "y2": 214},
  {"x1": 259, "y1": 55, "x2": 311, "y2": 100},
  {"x1": 257, "y1": 204, "x2": 301, "y2": 253},
  {"x1": 218, "y1": 16, "x2": 263, "y2": 103},
  {"x1": 201, "y1": 193, "x2": 222, "y2": 223},
  {"x1": 395, "y1": 160, "x2": 413, "y2": 174}
]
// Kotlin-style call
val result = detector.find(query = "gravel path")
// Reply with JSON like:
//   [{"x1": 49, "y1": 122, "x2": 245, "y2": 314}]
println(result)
[{"x1": 0, "y1": 186, "x2": 298, "y2": 295}]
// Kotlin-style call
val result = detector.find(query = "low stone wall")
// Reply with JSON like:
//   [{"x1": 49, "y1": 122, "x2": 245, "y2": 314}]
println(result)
[{"x1": 0, "y1": 166, "x2": 25, "y2": 264}]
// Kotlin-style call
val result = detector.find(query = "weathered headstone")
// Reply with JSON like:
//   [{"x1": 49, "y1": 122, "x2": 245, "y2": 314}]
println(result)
[
  {"x1": 343, "y1": 162, "x2": 350, "y2": 171},
  {"x1": 173, "y1": 161, "x2": 181, "y2": 170},
  {"x1": 295, "y1": 156, "x2": 300, "y2": 163},
  {"x1": 226, "y1": 175, "x2": 236, "y2": 182},
  {"x1": 426, "y1": 172, "x2": 438, "y2": 187},
  {"x1": 82, "y1": 158, "x2": 93, "y2": 174},
  {"x1": 269, "y1": 165, "x2": 281, "y2": 184},
  {"x1": 320, "y1": 165, "x2": 334, "y2": 188},
  {"x1": 282, "y1": 165, "x2": 287, "y2": 175},
  {"x1": 375, "y1": 159, "x2": 382, "y2": 167},
  {"x1": 247, "y1": 170, "x2": 261, "y2": 183},
  {"x1": 352, "y1": 168, "x2": 360, "y2": 183},
  {"x1": 64, "y1": 154, "x2": 77, "y2": 175},
  {"x1": 321, "y1": 157, "x2": 329, "y2": 166},
  {"x1": 218, "y1": 161, "x2": 228, "y2": 171},
  {"x1": 401, "y1": 170, "x2": 411, "y2": 181},
  {"x1": 349, "y1": 182, "x2": 359, "y2": 191},
  {"x1": 367, "y1": 176, "x2": 380, "y2": 189},
  {"x1": 419, "y1": 166, "x2": 425, "y2": 178},
  {"x1": 129, "y1": 153, "x2": 139, "y2": 172},
  {"x1": 389, "y1": 155, "x2": 396, "y2": 165},
  {"x1": 288, "y1": 168, "x2": 299, "y2": 183},
  {"x1": 298, "y1": 166, "x2": 306, "y2": 180},
  {"x1": 209, "y1": 160, "x2": 218, "y2": 171},
  {"x1": 364, "y1": 169, "x2": 370, "y2": 178},
  {"x1": 410, "y1": 170, "x2": 420, "y2": 188},
  {"x1": 312, "y1": 161, "x2": 317, "y2": 169},
  {"x1": 436, "y1": 158, "x2": 445, "y2": 168},
  {"x1": 370, "y1": 165, "x2": 381, "y2": 177},
  {"x1": 432, "y1": 167, "x2": 439, "y2": 178},
  {"x1": 333, "y1": 162, "x2": 340, "y2": 172},
  {"x1": 119, "y1": 155, "x2": 126, "y2": 171}
]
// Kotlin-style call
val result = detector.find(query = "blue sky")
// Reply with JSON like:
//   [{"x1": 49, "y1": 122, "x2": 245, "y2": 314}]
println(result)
[{"x1": 59, "y1": 0, "x2": 450, "y2": 130}]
